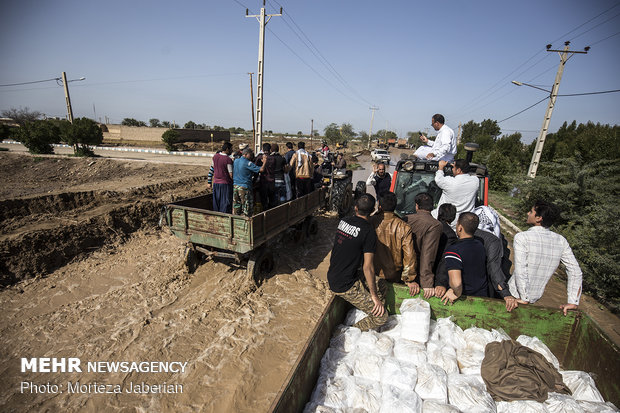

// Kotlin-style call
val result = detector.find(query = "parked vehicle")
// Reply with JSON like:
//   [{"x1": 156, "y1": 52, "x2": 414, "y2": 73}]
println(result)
[
  {"x1": 397, "y1": 138, "x2": 408, "y2": 148},
  {"x1": 268, "y1": 282, "x2": 620, "y2": 412},
  {"x1": 370, "y1": 148, "x2": 391, "y2": 164}
]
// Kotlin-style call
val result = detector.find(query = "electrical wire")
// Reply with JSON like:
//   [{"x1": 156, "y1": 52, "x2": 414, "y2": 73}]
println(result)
[
  {"x1": 549, "y1": 2, "x2": 619, "y2": 44},
  {"x1": 558, "y1": 89, "x2": 620, "y2": 97},
  {"x1": 588, "y1": 30, "x2": 620, "y2": 46},
  {"x1": 497, "y1": 96, "x2": 548, "y2": 123},
  {"x1": 0, "y1": 77, "x2": 59, "y2": 87},
  {"x1": 569, "y1": 11, "x2": 620, "y2": 42}
]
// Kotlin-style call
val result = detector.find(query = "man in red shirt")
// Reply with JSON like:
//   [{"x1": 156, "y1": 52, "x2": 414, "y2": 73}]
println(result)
[{"x1": 210, "y1": 142, "x2": 234, "y2": 213}]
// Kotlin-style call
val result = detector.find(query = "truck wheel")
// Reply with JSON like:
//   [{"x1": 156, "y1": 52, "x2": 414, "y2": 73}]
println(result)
[
  {"x1": 333, "y1": 182, "x2": 353, "y2": 217},
  {"x1": 184, "y1": 244, "x2": 198, "y2": 274},
  {"x1": 354, "y1": 181, "x2": 366, "y2": 199},
  {"x1": 247, "y1": 247, "x2": 275, "y2": 285},
  {"x1": 304, "y1": 216, "x2": 319, "y2": 239}
]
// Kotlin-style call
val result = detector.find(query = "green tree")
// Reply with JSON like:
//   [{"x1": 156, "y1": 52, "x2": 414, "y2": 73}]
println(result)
[
  {"x1": 122, "y1": 118, "x2": 146, "y2": 127},
  {"x1": 60, "y1": 117, "x2": 103, "y2": 156},
  {"x1": 297, "y1": 131, "x2": 303, "y2": 136},
  {"x1": 15, "y1": 120, "x2": 59, "y2": 154},
  {"x1": 1, "y1": 107, "x2": 42, "y2": 126},
  {"x1": 149, "y1": 118, "x2": 161, "y2": 127},
  {"x1": 184, "y1": 120, "x2": 197, "y2": 129},
  {"x1": 323, "y1": 123, "x2": 340, "y2": 146},
  {"x1": 162, "y1": 121, "x2": 171, "y2": 128},
  {"x1": 162, "y1": 129, "x2": 180, "y2": 151}
]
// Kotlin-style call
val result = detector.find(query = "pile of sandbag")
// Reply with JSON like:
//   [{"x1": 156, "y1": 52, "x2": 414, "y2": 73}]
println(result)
[{"x1": 304, "y1": 298, "x2": 618, "y2": 413}]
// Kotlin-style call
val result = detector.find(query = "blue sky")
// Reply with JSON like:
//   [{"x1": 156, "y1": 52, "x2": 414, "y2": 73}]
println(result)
[{"x1": 1, "y1": 0, "x2": 618, "y2": 143}]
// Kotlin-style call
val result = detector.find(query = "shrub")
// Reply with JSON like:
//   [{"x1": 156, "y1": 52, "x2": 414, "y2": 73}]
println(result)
[
  {"x1": 162, "y1": 129, "x2": 179, "y2": 151},
  {"x1": 60, "y1": 117, "x2": 103, "y2": 156},
  {"x1": 15, "y1": 120, "x2": 59, "y2": 154}
]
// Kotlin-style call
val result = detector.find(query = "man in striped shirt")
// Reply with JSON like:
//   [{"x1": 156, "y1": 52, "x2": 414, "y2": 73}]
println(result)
[{"x1": 508, "y1": 200, "x2": 583, "y2": 316}]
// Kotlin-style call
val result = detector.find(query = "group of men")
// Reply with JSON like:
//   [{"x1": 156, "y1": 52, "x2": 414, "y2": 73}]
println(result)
[
  {"x1": 327, "y1": 114, "x2": 582, "y2": 331},
  {"x1": 207, "y1": 141, "x2": 320, "y2": 216}
]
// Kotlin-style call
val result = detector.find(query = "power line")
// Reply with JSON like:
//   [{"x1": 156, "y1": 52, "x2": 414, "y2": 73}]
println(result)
[
  {"x1": 550, "y1": 2, "x2": 619, "y2": 44},
  {"x1": 497, "y1": 96, "x2": 548, "y2": 123},
  {"x1": 0, "y1": 77, "x2": 59, "y2": 87},
  {"x1": 558, "y1": 89, "x2": 620, "y2": 97},
  {"x1": 589, "y1": 30, "x2": 620, "y2": 46},
  {"x1": 570, "y1": 11, "x2": 620, "y2": 42}
]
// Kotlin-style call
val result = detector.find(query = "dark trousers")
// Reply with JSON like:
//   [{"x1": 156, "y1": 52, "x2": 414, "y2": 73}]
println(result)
[
  {"x1": 213, "y1": 183, "x2": 232, "y2": 213},
  {"x1": 295, "y1": 178, "x2": 313, "y2": 198},
  {"x1": 259, "y1": 181, "x2": 278, "y2": 210}
]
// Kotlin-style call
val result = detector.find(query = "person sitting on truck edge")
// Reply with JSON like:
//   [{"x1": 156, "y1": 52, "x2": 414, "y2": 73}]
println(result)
[
  {"x1": 210, "y1": 142, "x2": 234, "y2": 213},
  {"x1": 366, "y1": 162, "x2": 392, "y2": 199},
  {"x1": 433, "y1": 203, "x2": 458, "y2": 299},
  {"x1": 414, "y1": 114, "x2": 457, "y2": 161},
  {"x1": 257, "y1": 143, "x2": 277, "y2": 211},
  {"x1": 289, "y1": 141, "x2": 314, "y2": 198},
  {"x1": 441, "y1": 212, "x2": 488, "y2": 305},
  {"x1": 334, "y1": 152, "x2": 347, "y2": 170},
  {"x1": 327, "y1": 194, "x2": 387, "y2": 332},
  {"x1": 233, "y1": 147, "x2": 265, "y2": 216},
  {"x1": 284, "y1": 142, "x2": 296, "y2": 200},
  {"x1": 432, "y1": 159, "x2": 479, "y2": 227},
  {"x1": 508, "y1": 200, "x2": 583, "y2": 316},
  {"x1": 271, "y1": 144, "x2": 289, "y2": 205},
  {"x1": 370, "y1": 192, "x2": 419, "y2": 296},
  {"x1": 406, "y1": 193, "x2": 443, "y2": 299}
]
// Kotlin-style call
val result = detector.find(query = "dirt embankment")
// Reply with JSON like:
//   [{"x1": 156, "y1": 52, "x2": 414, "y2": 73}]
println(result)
[{"x1": 0, "y1": 151, "x2": 336, "y2": 412}]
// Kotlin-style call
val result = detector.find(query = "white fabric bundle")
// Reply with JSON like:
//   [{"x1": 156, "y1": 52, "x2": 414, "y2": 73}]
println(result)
[
  {"x1": 319, "y1": 376, "x2": 355, "y2": 410},
  {"x1": 516, "y1": 335, "x2": 560, "y2": 370},
  {"x1": 415, "y1": 363, "x2": 448, "y2": 403},
  {"x1": 352, "y1": 352, "x2": 384, "y2": 381},
  {"x1": 378, "y1": 315, "x2": 402, "y2": 339},
  {"x1": 344, "y1": 308, "x2": 368, "y2": 326},
  {"x1": 464, "y1": 326, "x2": 497, "y2": 352},
  {"x1": 319, "y1": 348, "x2": 354, "y2": 379},
  {"x1": 348, "y1": 377, "x2": 383, "y2": 412},
  {"x1": 329, "y1": 326, "x2": 361, "y2": 353},
  {"x1": 496, "y1": 400, "x2": 550, "y2": 412},
  {"x1": 561, "y1": 370, "x2": 605, "y2": 403},
  {"x1": 544, "y1": 392, "x2": 585, "y2": 413},
  {"x1": 400, "y1": 298, "x2": 431, "y2": 343},
  {"x1": 393, "y1": 338, "x2": 427, "y2": 366},
  {"x1": 456, "y1": 347, "x2": 485, "y2": 375},
  {"x1": 576, "y1": 401, "x2": 620, "y2": 412},
  {"x1": 427, "y1": 340, "x2": 459, "y2": 374},
  {"x1": 422, "y1": 400, "x2": 461, "y2": 412},
  {"x1": 302, "y1": 404, "x2": 340, "y2": 413},
  {"x1": 380, "y1": 357, "x2": 418, "y2": 391},
  {"x1": 381, "y1": 383, "x2": 422, "y2": 413},
  {"x1": 435, "y1": 317, "x2": 467, "y2": 351},
  {"x1": 447, "y1": 373, "x2": 497, "y2": 413}
]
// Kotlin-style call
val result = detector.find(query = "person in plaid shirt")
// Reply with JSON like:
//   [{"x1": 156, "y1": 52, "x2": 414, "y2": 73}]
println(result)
[{"x1": 508, "y1": 200, "x2": 583, "y2": 316}]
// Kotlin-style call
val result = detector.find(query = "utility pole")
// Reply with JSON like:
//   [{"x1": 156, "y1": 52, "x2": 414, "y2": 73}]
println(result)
[
  {"x1": 246, "y1": 1, "x2": 282, "y2": 154},
  {"x1": 527, "y1": 41, "x2": 588, "y2": 178},
  {"x1": 310, "y1": 118, "x2": 314, "y2": 150},
  {"x1": 248, "y1": 72, "x2": 255, "y2": 148},
  {"x1": 457, "y1": 122, "x2": 462, "y2": 145},
  {"x1": 367, "y1": 106, "x2": 378, "y2": 149},
  {"x1": 62, "y1": 72, "x2": 74, "y2": 124}
]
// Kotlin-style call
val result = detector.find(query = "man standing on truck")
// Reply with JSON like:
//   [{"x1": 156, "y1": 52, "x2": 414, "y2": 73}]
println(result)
[
  {"x1": 366, "y1": 162, "x2": 392, "y2": 199},
  {"x1": 433, "y1": 159, "x2": 479, "y2": 226},
  {"x1": 233, "y1": 147, "x2": 265, "y2": 216},
  {"x1": 289, "y1": 141, "x2": 314, "y2": 198},
  {"x1": 370, "y1": 192, "x2": 419, "y2": 296},
  {"x1": 406, "y1": 193, "x2": 443, "y2": 299},
  {"x1": 508, "y1": 200, "x2": 583, "y2": 316},
  {"x1": 327, "y1": 194, "x2": 387, "y2": 332},
  {"x1": 414, "y1": 114, "x2": 457, "y2": 161},
  {"x1": 208, "y1": 142, "x2": 234, "y2": 213},
  {"x1": 441, "y1": 212, "x2": 488, "y2": 305}
]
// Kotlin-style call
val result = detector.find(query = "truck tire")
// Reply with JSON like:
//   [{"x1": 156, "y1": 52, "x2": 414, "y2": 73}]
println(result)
[
  {"x1": 303, "y1": 216, "x2": 319, "y2": 239},
  {"x1": 331, "y1": 181, "x2": 353, "y2": 217},
  {"x1": 247, "y1": 247, "x2": 275, "y2": 285},
  {"x1": 355, "y1": 181, "x2": 366, "y2": 200},
  {"x1": 184, "y1": 244, "x2": 199, "y2": 274}
]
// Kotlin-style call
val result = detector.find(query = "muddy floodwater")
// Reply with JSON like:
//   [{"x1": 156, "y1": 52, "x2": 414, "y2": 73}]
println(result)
[{"x1": 0, "y1": 152, "x2": 336, "y2": 412}]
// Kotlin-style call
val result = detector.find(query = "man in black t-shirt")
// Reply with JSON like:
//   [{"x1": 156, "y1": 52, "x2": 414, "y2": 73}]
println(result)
[
  {"x1": 441, "y1": 212, "x2": 488, "y2": 305},
  {"x1": 327, "y1": 194, "x2": 388, "y2": 331}
]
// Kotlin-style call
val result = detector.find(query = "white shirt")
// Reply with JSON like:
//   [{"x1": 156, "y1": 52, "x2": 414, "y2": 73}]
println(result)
[
  {"x1": 426, "y1": 124, "x2": 456, "y2": 161},
  {"x1": 432, "y1": 171, "x2": 479, "y2": 224},
  {"x1": 508, "y1": 226, "x2": 582, "y2": 305}
]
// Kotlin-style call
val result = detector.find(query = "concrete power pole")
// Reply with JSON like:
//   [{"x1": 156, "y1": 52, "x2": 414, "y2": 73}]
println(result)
[
  {"x1": 527, "y1": 41, "x2": 588, "y2": 178},
  {"x1": 248, "y1": 72, "x2": 255, "y2": 147},
  {"x1": 246, "y1": 1, "x2": 282, "y2": 154},
  {"x1": 310, "y1": 118, "x2": 314, "y2": 150},
  {"x1": 62, "y1": 72, "x2": 74, "y2": 124},
  {"x1": 368, "y1": 106, "x2": 379, "y2": 150}
]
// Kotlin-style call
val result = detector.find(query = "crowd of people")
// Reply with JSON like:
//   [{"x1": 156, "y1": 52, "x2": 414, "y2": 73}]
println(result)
[
  {"x1": 207, "y1": 140, "x2": 345, "y2": 217},
  {"x1": 327, "y1": 179, "x2": 583, "y2": 333}
]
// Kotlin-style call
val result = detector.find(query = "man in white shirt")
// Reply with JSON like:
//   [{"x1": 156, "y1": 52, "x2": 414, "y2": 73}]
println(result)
[
  {"x1": 414, "y1": 114, "x2": 457, "y2": 161},
  {"x1": 432, "y1": 159, "x2": 479, "y2": 226},
  {"x1": 508, "y1": 200, "x2": 583, "y2": 316}
]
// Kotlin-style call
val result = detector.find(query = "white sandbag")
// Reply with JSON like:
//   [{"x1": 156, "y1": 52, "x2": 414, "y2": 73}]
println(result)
[
  {"x1": 352, "y1": 352, "x2": 384, "y2": 381},
  {"x1": 496, "y1": 400, "x2": 549, "y2": 412},
  {"x1": 560, "y1": 370, "x2": 605, "y2": 402},
  {"x1": 427, "y1": 340, "x2": 459, "y2": 374},
  {"x1": 303, "y1": 403, "x2": 341, "y2": 413},
  {"x1": 415, "y1": 363, "x2": 448, "y2": 403},
  {"x1": 375, "y1": 332, "x2": 395, "y2": 357},
  {"x1": 380, "y1": 356, "x2": 418, "y2": 391},
  {"x1": 393, "y1": 338, "x2": 427, "y2": 366},
  {"x1": 464, "y1": 326, "x2": 496, "y2": 352},
  {"x1": 348, "y1": 377, "x2": 383, "y2": 412},
  {"x1": 344, "y1": 308, "x2": 368, "y2": 326},
  {"x1": 320, "y1": 348, "x2": 354, "y2": 379},
  {"x1": 576, "y1": 400, "x2": 620, "y2": 412},
  {"x1": 456, "y1": 347, "x2": 485, "y2": 375},
  {"x1": 544, "y1": 392, "x2": 585, "y2": 413},
  {"x1": 356, "y1": 330, "x2": 379, "y2": 352},
  {"x1": 400, "y1": 298, "x2": 431, "y2": 343},
  {"x1": 381, "y1": 383, "x2": 423, "y2": 413},
  {"x1": 378, "y1": 315, "x2": 402, "y2": 338},
  {"x1": 428, "y1": 318, "x2": 439, "y2": 341},
  {"x1": 422, "y1": 400, "x2": 461, "y2": 412},
  {"x1": 330, "y1": 326, "x2": 361, "y2": 353},
  {"x1": 491, "y1": 328, "x2": 511, "y2": 342},
  {"x1": 435, "y1": 317, "x2": 467, "y2": 351},
  {"x1": 516, "y1": 335, "x2": 560, "y2": 370},
  {"x1": 318, "y1": 375, "x2": 355, "y2": 410},
  {"x1": 447, "y1": 373, "x2": 496, "y2": 413}
]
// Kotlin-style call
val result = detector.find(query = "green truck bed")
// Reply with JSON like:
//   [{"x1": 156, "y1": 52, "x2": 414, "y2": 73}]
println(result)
[{"x1": 270, "y1": 282, "x2": 620, "y2": 412}]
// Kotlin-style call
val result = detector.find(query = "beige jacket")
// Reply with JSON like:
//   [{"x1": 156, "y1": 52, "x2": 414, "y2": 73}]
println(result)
[
  {"x1": 369, "y1": 211, "x2": 417, "y2": 283},
  {"x1": 289, "y1": 149, "x2": 313, "y2": 179}
]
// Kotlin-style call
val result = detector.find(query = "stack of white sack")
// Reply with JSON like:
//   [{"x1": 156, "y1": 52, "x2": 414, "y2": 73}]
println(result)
[{"x1": 304, "y1": 301, "x2": 618, "y2": 413}]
